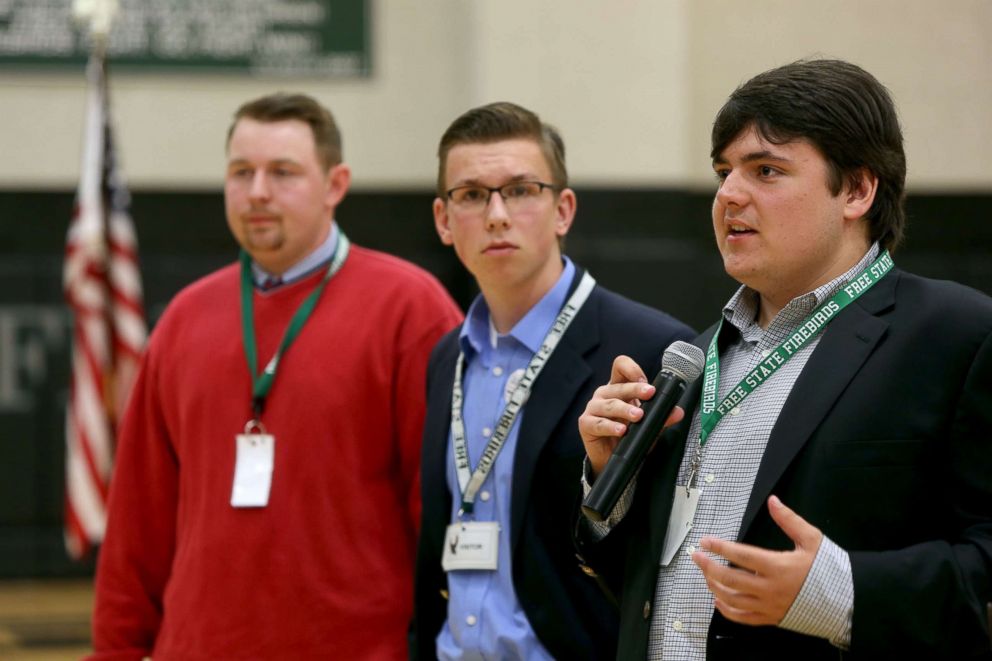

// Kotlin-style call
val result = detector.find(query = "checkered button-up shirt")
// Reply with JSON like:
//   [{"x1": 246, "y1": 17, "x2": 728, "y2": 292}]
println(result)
[{"x1": 584, "y1": 246, "x2": 881, "y2": 659}]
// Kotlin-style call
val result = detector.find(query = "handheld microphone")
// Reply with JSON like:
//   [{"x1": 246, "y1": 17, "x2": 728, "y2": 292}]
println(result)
[{"x1": 582, "y1": 340, "x2": 705, "y2": 522}]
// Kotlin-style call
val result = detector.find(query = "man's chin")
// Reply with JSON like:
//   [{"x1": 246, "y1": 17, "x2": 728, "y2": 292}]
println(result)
[{"x1": 243, "y1": 233, "x2": 285, "y2": 254}]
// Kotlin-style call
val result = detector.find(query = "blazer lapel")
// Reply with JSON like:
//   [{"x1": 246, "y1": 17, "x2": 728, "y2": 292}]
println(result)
[
  {"x1": 738, "y1": 270, "x2": 899, "y2": 537},
  {"x1": 508, "y1": 285, "x2": 599, "y2": 555}
]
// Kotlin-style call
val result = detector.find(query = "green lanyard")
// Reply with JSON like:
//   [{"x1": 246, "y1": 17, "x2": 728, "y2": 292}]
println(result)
[
  {"x1": 698, "y1": 250, "x2": 894, "y2": 449},
  {"x1": 239, "y1": 231, "x2": 350, "y2": 419}
]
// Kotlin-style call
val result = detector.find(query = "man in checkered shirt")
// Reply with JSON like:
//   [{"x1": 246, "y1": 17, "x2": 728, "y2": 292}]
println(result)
[{"x1": 577, "y1": 59, "x2": 992, "y2": 660}]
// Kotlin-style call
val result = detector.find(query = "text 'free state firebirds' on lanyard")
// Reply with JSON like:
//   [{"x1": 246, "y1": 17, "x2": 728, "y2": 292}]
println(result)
[
  {"x1": 442, "y1": 272, "x2": 596, "y2": 572},
  {"x1": 660, "y1": 251, "x2": 894, "y2": 565},
  {"x1": 230, "y1": 232, "x2": 350, "y2": 508}
]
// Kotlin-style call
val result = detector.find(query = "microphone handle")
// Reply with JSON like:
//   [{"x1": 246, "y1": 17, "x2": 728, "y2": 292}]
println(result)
[{"x1": 581, "y1": 370, "x2": 687, "y2": 522}]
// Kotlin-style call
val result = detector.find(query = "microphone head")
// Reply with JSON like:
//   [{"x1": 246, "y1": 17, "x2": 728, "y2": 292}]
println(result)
[{"x1": 661, "y1": 340, "x2": 705, "y2": 383}]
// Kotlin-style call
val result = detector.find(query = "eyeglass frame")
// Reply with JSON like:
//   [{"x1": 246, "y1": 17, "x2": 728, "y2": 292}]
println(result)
[{"x1": 443, "y1": 180, "x2": 562, "y2": 210}]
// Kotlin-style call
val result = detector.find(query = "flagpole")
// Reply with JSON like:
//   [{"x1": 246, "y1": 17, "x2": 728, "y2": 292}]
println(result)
[{"x1": 64, "y1": 0, "x2": 147, "y2": 560}]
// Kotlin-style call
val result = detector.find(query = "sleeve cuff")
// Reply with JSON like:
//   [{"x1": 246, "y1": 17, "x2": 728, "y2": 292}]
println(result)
[
  {"x1": 579, "y1": 456, "x2": 636, "y2": 540},
  {"x1": 778, "y1": 534, "x2": 854, "y2": 649}
]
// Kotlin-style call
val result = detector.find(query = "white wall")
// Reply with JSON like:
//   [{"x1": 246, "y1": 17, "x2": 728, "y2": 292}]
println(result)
[{"x1": 0, "y1": 0, "x2": 989, "y2": 191}]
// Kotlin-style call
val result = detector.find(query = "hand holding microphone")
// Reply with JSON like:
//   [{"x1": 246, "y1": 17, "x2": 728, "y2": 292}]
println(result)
[{"x1": 580, "y1": 341, "x2": 705, "y2": 522}]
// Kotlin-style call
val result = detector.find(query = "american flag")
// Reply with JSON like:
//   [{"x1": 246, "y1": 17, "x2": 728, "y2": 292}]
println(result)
[{"x1": 62, "y1": 51, "x2": 147, "y2": 560}]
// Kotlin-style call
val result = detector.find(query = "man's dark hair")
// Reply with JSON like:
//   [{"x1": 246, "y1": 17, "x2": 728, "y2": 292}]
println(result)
[
  {"x1": 436, "y1": 102, "x2": 568, "y2": 196},
  {"x1": 711, "y1": 59, "x2": 906, "y2": 251},
  {"x1": 227, "y1": 92, "x2": 342, "y2": 171}
]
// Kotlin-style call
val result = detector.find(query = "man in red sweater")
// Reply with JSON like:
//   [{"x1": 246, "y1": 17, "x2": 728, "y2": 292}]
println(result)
[{"x1": 89, "y1": 93, "x2": 463, "y2": 660}]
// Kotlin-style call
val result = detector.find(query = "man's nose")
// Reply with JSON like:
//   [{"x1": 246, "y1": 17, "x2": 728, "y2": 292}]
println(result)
[
  {"x1": 484, "y1": 190, "x2": 511, "y2": 230},
  {"x1": 715, "y1": 171, "x2": 748, "y2": 207},
  {"x1": 248, "y1": 171, "x2": 271, "y2": 202}
]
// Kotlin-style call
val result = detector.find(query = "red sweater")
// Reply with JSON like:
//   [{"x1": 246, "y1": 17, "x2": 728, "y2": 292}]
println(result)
[{"x1": 90, "y1": 246, "x2": 462, "y2": 660}]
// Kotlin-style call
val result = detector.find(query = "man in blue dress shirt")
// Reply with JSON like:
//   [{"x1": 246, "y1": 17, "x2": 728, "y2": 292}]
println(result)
[{"x1": 412, "y1": 102, "x2": 694, "y2": 660}]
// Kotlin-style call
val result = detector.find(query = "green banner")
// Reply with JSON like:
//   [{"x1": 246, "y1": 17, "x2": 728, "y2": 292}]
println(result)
[{"x1": 0, "y1": 0, "x2": 370, "y2": 77}]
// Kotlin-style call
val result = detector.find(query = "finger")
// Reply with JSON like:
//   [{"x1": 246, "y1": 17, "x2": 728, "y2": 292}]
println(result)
[
  {"x1": 695, "y1": 552, "x2": 788, "y2": 627},
  {"x1": 609, "y1": 355, "x2": 648, "y2": 385},
  {"x1": 706, "y1": 579, "x2": 763, "y2": 614},
  {"x1": 586, "y1": 395, "x2": 650, "y2": 424},
  {"x1": 578, "y1": 412, "x2": 627, "y2": 442},
  {"x1": 665, "y1": 406, "x2": 685, "y2": 428},
  {"x1": 593, "y1": 381, "x2": 657, "y2": 407},
  {"x1": 767, "y1": 495, "x2": 823, "y2": 551},
  {"x1": 713, "y1": 598, "x2": 774, "y2": 626},
  {"x1": 601, "y1": 380, "x2": 658, "y2": 404},
  {"x1": 698, "y1": 536, "x2": 773, "y2": 575},
  {"x1": 691, "y1": 550, "x2": 763, "y2": 596}
]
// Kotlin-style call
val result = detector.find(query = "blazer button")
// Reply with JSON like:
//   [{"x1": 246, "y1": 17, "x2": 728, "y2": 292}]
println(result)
[
  {"x1": 440, "y1": 589, "x2": 449, "y2": 600},
  {"x1": 643, "y1": 600, "x2": 652, "y2": 620},
  {"x1": 579, "y1": 563, "x2": 597, "y2": 577}
]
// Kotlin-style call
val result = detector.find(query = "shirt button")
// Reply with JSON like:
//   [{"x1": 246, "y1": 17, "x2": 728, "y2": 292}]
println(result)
[
  {"x1": 761, "y1": 349, "x2": 771, "y2": 358},
  {"x1": 482, "y1": 427, "x2": 492, "y2": 438},
  {"x1": 479, "y1": 490, "x2": 491, "y2": 502},
  {"x1": 466, "y1": 614, "x2": 477, "y2": 626},
  {"x1": 686, "y1": 545, "x2": 696, "y2": 554},
  {"x1": 673, "y1": 619, "x2": 684, "y2": 632},
  {"x1": 492, "y1": 366, "x2": 504, "y2": 376},
  {"x1": 642, "y1": 600, "x2": 651, "y2": 620},
  {"x1": 704, "y1": 473, "x2": 715, "y2": 484},
  {"x1": 730, "y1": 406, "x2": 741, "y2": 416}
]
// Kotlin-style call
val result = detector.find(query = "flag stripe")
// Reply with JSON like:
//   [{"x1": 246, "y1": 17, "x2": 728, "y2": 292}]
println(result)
[{"x1": 63, "y1": 51, "x2": 147, "y2": 560}]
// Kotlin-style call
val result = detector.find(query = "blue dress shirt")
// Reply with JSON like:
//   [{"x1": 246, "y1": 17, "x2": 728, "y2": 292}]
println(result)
[{"x1": 436, "y1": 258, "x2": 576, "y2": 661}]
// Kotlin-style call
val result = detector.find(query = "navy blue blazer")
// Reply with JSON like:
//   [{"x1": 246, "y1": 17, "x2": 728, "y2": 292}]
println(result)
[
  {"x1": 578, "y1": 269, "x2": 992, "y2": 660},
  {"x1": 412, "y1": 267, "x2": 694, "y2": 660}
]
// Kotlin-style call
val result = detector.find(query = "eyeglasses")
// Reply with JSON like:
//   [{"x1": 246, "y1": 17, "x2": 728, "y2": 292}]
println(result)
[{"x1": 445, "y1": 181, "x2": 560, "y2": 214}]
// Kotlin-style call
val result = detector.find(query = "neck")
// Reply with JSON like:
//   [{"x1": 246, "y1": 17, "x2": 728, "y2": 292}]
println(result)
[
  {"x1": 481, "y1": 262, "x2": 564, "y2": 335},
  {"x1": 755, "y1": 238, "x2": 871, "y2": 329}
]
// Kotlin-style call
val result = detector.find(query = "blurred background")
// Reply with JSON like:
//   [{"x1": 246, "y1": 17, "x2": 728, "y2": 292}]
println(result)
[{"x1": 1, "y1": 0, "x2": 990, "y2": 657}]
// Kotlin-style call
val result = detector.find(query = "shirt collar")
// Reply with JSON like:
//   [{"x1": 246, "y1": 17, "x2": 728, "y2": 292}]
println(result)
[
  {"x1": 459, "y1": 256, "x2": 576, "y2": 359},
  {"x1": 251, "y1": 222, "x2": 339, "y2": 287},
  {"x1": 722, "y1": 242, "x2": 882, "y2": 335}
]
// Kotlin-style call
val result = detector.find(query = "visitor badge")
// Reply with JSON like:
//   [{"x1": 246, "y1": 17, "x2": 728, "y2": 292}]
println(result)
[{"x1": 441, "y1": 521, "x2": 499, "y2": 571}]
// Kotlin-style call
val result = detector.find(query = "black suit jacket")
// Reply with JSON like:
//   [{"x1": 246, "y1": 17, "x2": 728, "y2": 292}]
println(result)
[
  {"x1": 412, "y1": 268, "x2": 694, "y2": 660},
  {"x1": 579, "y1": 269, "x2": 992, "y2": 660}
]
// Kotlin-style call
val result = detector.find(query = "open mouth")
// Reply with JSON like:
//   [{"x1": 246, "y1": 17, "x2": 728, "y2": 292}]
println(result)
[{"x1": 727, "y1": 223, "x2": 755, "y2": 236}]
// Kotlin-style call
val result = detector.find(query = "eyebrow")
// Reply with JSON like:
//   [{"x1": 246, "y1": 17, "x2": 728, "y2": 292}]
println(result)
[
  {"x1": 712, "y1": 150, "x2": 793, "y2": 167},
  {"x1": 451, "y1": 173, "x2": 537, "y2": 188},
  {"x1": 227, "y1": 158, "x2": 301, "y2": 168}
]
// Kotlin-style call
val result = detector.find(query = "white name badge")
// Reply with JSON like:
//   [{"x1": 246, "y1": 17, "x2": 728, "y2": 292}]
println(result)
[
  {"x1": 660, "y1": 485, "x2": 702, "y2": 566},
  {"x1": 231, "y1": 431, "x2": 275, "y2": 507},
  {"x1": 441, "y1": 521, "x2": 500, "y2": 571}
]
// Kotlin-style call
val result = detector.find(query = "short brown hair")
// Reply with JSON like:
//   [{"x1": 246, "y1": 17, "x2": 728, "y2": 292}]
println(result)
[
  {"x1": 711, "y1": 59, "x2": 906, "y2": 252},
  {"x1": 227, "y1": 92, "x2": 342, "y2": 171},
  {"x1": 436, "y1": 102, "x2": 567, "y2": 196}
]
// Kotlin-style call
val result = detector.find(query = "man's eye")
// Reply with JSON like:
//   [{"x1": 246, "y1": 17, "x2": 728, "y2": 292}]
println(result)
[
  {"x1": 231, "y1": 168, "x2": 253, "y2": 178},
  {"x1": 758, "y1": 165, "x2": 778, "y2": 177},
  {"x1": 460, "y1": 188, "x2": 487, "y2": 202},
  {"x1": 503, "y1": 184, "x2": 534, "y2": 199},
  {"x1": 714, "y1": 169, "x2": 730, "y2": 181}
]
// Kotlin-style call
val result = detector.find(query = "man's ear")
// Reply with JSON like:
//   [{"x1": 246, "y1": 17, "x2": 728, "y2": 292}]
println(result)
[
  {"x1": 433, "y1": 197, "x2": 454, "y2": 246},
  {"x1": 843, "y1": 168, "x2": 878, "y2": 222},
  {"x1": 324, "y1": 163, "x2": 352, "y2": 209},
  {"x1": 554, "y1": 187, "x2": 577, "y2": 239}
]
